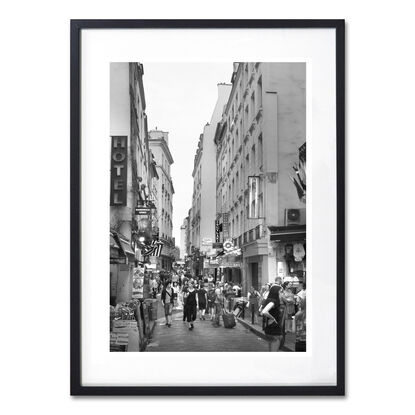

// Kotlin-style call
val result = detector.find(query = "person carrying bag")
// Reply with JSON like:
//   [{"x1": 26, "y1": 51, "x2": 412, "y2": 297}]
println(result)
[{"x1": 260, "y1": 285, "x2": 286, "y2": 351}]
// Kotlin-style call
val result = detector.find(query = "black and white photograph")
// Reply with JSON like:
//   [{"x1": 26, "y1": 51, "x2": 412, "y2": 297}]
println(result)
[
  {"x1": 109, "y1": 62, "x2": 307, "y2": 353},
  {"x1": 5, "y1": 0, "x2": 415, "y2": 409},
  {"x1": 71, "y1": 20, "x2": 343, "y2": 394}
]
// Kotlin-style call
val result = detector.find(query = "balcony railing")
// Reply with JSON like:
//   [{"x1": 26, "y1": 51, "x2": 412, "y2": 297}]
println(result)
[{"x1": 240, "y1": 225, "x2": 264, "y2": 246}]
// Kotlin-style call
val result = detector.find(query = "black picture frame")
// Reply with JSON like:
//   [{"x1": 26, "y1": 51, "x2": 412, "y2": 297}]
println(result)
[{"x1": 70, "y1": 19, "x2": 345, "y2": 396}]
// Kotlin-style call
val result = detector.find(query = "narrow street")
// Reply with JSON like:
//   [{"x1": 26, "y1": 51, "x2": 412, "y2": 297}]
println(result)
[
  {"x1": 146, "y1": 298, "x2": 270, "y2": 352},
  {"x1": 110, "y1": 62, "x2": 307, "y2": 353}
]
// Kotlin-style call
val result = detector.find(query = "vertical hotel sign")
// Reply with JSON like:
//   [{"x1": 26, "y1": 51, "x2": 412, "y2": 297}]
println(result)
[
  {"x1": 248, "y1": 176, "x2": 259, "y2": 218},
  {"x1": 222, "y1": 213, "x2": 229, "y2": 239},
  {"x1": 110, "y1": 136, "x2": 128, "y2": 206}
]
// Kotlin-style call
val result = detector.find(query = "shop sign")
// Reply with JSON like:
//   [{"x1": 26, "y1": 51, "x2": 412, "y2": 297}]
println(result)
[
  {"x1": 215, "y1": 220, "x2": 221, "y2": 242},
  {"x1": 110, "y1": 332, "x2": 129, "y2": 345},
  {"x1": 222, "y1": 213, "x2": 229, "y2": 239},
  {"x1": 135, "y1": 206, "x2": 151, "y2": 215},
  {"x1": 220, "y1": 255, "x2": 242, "y2": 268},
  {"x1": 219, "y1": 262, "x2": 241, "y2": 269},
  {"x1": 110, "y1": 136, "x2": 128, "y2": 206},
  {"x1": 201, "y1": 237, "x2": 213, "y2": 253},
  {"x1": 204, "y1": 259, "x2": 220, "y2": 269},
  {"x1": 223, "y1": 239, "x2": 234, "y2": 252}
]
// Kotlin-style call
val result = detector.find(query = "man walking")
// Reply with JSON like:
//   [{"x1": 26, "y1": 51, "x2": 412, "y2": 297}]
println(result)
[{"x1": 161, "y1": 280, "x2": 174, "y2": 327}]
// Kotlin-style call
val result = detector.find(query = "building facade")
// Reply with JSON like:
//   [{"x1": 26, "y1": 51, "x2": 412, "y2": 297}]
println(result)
[
  {"x1": 148, "y1": 129, "x2": 175, "y2": 271},
  {"x1": 214, "y1": 62, "x2": 306, "y2": 292},
  {"x1": 179, "y1": 217, "x2": 189, "y2": 260},
  {"x1": 188, "y1": 84, "x2": 232, "y2": 275},
  {"x1": 110, "y1": 62, "x2": 157, "y2": 304}
]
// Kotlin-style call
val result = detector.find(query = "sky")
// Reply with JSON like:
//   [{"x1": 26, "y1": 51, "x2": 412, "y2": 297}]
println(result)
[{"x1": 143, "y1": 62, "x2": 233, "y2": 245}]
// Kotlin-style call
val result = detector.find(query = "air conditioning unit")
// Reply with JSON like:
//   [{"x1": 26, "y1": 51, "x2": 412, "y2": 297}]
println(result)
[{"x1": 285, "y1": 208, "x2": 306, "y2": 226}]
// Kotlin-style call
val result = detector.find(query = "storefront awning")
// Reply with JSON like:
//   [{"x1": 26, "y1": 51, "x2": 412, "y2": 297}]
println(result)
[
  {"x1": 118, "y1": 235, "x2": 135, "y2": 258},
  {"x1": 110, "y1": 231, "x2": 135, "y2": 264},
  {"x1": 268, "y1": 225, "x2": 306, "y2": 242}
]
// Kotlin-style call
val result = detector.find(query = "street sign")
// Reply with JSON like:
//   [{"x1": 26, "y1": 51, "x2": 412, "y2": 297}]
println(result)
[
  {"x1": 201, "y1": 237, "x2": 213, "y2": 253},
  {"x1": 223, "y1": 239, "x2": 234, "y2": 252},
  {"x1": 135, "y1": 207, "x2": 151, "y2": 215}
]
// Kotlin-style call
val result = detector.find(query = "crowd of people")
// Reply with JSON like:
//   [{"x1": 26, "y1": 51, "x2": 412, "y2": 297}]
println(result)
[
  {"x1": 156, "y1": 270, "x2": 307, "y2": 351},
  {"x1": 158, "y1": 273, "x2": 243, "y2": 330}
]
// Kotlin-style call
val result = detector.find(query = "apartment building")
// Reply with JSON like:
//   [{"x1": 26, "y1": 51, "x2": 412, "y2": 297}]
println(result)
[
  {"x1": 214, "y1": 62, "x2": 306, "y2": 291},
  {"x1": 148, "y1": 129, "x2": 175, "y2": 271}
]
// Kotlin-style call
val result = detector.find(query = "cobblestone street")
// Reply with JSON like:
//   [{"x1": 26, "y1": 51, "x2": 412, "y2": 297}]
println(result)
[{"x1": 146, "y1": 309, "x2": 270, "y2": 352}]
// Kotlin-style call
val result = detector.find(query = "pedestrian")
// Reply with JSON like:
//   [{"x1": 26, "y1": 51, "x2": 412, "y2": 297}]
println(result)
[
  {"x1": 260, "y1": 285, "x2": 285, "y2": 351},
  {"x1": 247, "y1": 286, "x2": 261, "y2": 325},
  {"x1": 259, "y1": 283, "x2": 272, "y2": 329},
  {"x1": 150, "y1": 276, "x2": 157, "y2": 299},
  {"x1": 161, "y1": 280, "x2": 174, "y2": 327},
  {"x1": 197, "y1": 283, "x2": 208, "y2": 320},
  {"x1": 224, "y1": 283, "x2": 235, "y2": 312},
  {"x1": 212, "y1": 287, "x2": 224, "y2": 327},
  {"x1": 233, "y1": 282, "x2": 241, "y2": 297},
  {"x1": 281, "y1": 281, "x2": 296, "y2": 332},
  {"x1": 294, "y1": 282, "x2": 306, "y2": 331},
  {"x1": 181, "y1": 281, "x2": 189, "y2": 322},
  {"x1": 172, "y1": 281, "x2": 179, "y2": 308},
  {"x1": 207, "y1": 284, "x2": 217, "y2": 320},
  {"x1": 183, "y1": 282, "x2": 198, "y2": 330}
]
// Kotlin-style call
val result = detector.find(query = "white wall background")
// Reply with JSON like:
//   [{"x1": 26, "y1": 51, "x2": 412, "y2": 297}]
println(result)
[{"x1": 1, "y1": 0, "x2": 414, "y2": 412}]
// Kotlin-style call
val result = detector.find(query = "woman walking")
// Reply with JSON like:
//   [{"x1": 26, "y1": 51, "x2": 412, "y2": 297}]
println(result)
[
  {"x1": 161, "y1": 281, "x2": 174, "y2": 327},
  {"x1": 181, "y1": 282, "x2": 189, "y2": 322},
  {"x1": 184, "y1": 282, "x2": 198, "y2": 330},
  {"x1": 197, "y1": 284, "x2": 208, "y2": 320},
  {"x1": 260, "y1": 285, "x2": 285, "y2": 352},
  {"x1": 281, "y1": 281, "x2": 296, "y2": 332}
]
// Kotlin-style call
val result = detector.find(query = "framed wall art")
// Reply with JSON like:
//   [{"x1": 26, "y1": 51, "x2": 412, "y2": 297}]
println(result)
[{"x1": 71, "y1": 19, "x2": 345, "y2": 395}]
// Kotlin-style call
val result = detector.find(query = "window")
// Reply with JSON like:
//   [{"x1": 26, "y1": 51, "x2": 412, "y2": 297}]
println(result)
[
  {"x1": 250, "y1": 92, "x2": 255, "y2": 121},
  {"x1": 251, "y1": 144, "x2": 256, "y2": 170},
  {"x1": 246, "y1": 154, "x2": 250, "y2": 172},
  {"x1": 244, "y1": 106, "x2": 249, "y2": 131},
  {"x1": 257, "y1": 77, "x2": 262, "y2": 109},
  {"x1": 240, "y1": 210, "x2": 244, "y2": 234},
  {"x1": 258, "y1": 134, "x2": 263, "y2": 169},
  {"x1": 240, "y1": 165, "x2": 243, "y2": 191}
]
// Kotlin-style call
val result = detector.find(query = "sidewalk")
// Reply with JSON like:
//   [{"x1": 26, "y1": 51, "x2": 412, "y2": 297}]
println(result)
[{"x1": 236, "y1": 313, "x2": 296, "y2": 352}]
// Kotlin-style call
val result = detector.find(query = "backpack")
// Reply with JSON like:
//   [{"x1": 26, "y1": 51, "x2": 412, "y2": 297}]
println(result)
[{"x1": 207, "y1": 290, "x2": 217, "y2": 303}]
